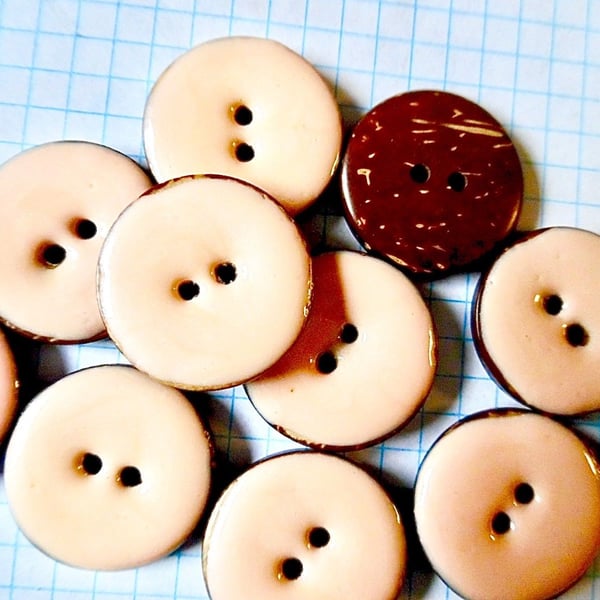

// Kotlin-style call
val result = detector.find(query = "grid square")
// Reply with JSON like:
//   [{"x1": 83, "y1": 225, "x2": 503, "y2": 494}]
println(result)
[
  {"x1": 229, "y1": 18, "x2": 268, "y2": 36},
  {"x1": 39, "y1": 0, "x2": 79, "y2": 34},
  {"x1": 195, "y1": 0, "x2": 233, "y2": 18},
  {"x1": 413, "y1": 6, "x2": 449, "y2": 45},
  {"x1": 342, "y1": 0, "x2": 380, "y2": 35},
  {"x1": 519, "y1": 21, "x2": 553, "y2": 58},
  {"x1": 106, "y1": 77, "x2": 147, "y2": 117},
  {"x1": 1, "y1": 0, "x2": 41, "y2": 30},
  {"x1": 553, "y1": 26, "x2": 586, "y2": 62},
  {"x1": 233, "y1": 0, "x2": 269, "y2": 21},
  {"x1": 550, "y1": 60, "x2": 584, "y2": 97},
  {"x1": 449, "y1": 12, "x2": 484, "y2": 49},
  {"x1": 410, "y1": 43, "x2": 448, "y2": 83},
  {"x1": 64, "y1": 111, "x2": 106, "y2": 142},
  {"x1": 102, "y1": 114, "x2": 144, "y2": 156},
  {"x1": 0, "y1": 29, "x2": 36, "y2": 68},
  {"x1": 512, "y1": 90, "x2": 549, "y2": 129},
  {"x1": 93, "y1": 569, "x2": 137, "y2": 593},
  {"x1": 148, "y1": 45, "x2": 184, "y2": 81},
  {"x1": 544, "y1": 165, "x2": 579, "y2": 203},
  {"x1": 303, "y1": 28, "x2": 341, "y2": 69},
  {"x1": 78, "y1": 1, "x2": 118, "y2": 38},
  {"x1": 306, "y1": 0, "x2": 343, "y2": 30},
  {"x1": 23, "y1": 106, "x2": 66, "y2": 144},
  {"x1": 29, "y1": 69, "x2": 70, "y2": 108},
  {"x1": 12, "y1": 546, "x2": 55, "y2": 589},
  {"x1": 547, "y1": 95, "x2": 582, "y2": 133},
  {"x1": 53, "y1": 562, "x2": 97, "y2": 592},
  {"x1": 446, "y1": 48, "x2": 482, "y2": 86},
  {"x1": 578, "y1": 168, "x2": 600, "y2": 205},
  {"x1": 191, "y1": 14, "x2": 232, "y2": 44},
  {"x1": 269, "y1": 0, "x2": 308, "y2": 26},
  {"x1": 338, "y1": 31, "x2": 377, "y2": 72},
  {"x1": 112, "y1": 41, "x2": 152, "y2": 79},
  {"x1": 267, "y1": 26, "x2": 304, "y2": 54},
  {"x1": 546, "y1": 130, "x2": 582, "y2": 168},
  {"x1": 516, "y1": 56, "x2": 551, "y2": 93},
  {"x1": 376, "y1": 38, "x2": 411, "y2": 78},
  {"x1": 154, "y1": 8, "x2": 193, "y2": 47},
  {"x1": 555, "y1": 0, "x2": 588, "y2": 28},
  {"x1": 483, "y1": 16, "x2": 519, "y2": 53},
  {"x1": 115, "y1": 5, "x2": 156, "y2": 43},
  {"x1": 540, "y1": 198, "x2": 577, "y2": 227},
  {"x1": 0, "y1": 67, "x2": 30, "y2": 104},
  {"x1": 135, "y1": 554, "x2": 178, "y2": 595},
  {"x1": 68, "y1": 73, "x2": 109, "y2": 113},
  {"x1": 521, "y1": 0, "x2": 555, "y2": 23},
  {"x1": 73, "y1": 37, "x2": 113, "y2": 76},
  {"x1": 378, "y1": 3, "x2": 414, "y2": 40},
  {"x1": 580, "y1": 134, "x2": 600, "y2": 170},
  {"x1": 33, "y1": 32, "x2": 75, "y2": 71}
]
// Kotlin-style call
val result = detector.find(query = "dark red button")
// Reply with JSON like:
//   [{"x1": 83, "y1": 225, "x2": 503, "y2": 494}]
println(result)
[{"x1": 340, "y1": 90, "x2": 523, "y2": 278}]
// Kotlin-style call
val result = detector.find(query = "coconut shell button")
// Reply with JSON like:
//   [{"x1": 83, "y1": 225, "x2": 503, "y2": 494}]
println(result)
[
  {"x1": 414, "y1": 410, "x2": 600, "y2": 600},
  {"x1": 4, "y1": 365, "x2": 212, "y2": 570},
  {"x1": 0, "y1": 141, "x2": 152, "y2": 343},
  {"x1": 340, "y1": 90, "x2": 523, "y2": 278},
  {"x1": 98, "y1": 175, "x2": 311, "y2": 391},
  {"x1": 203, "y1": 451, "x2": 406, "y2": 600},
  {"x1": 246, "y1": 250, "x2": 436, "y2": 450},
  {"x1": 143, "y1": 36, "x2": 342, "y2": 216},
  {"x1": 0, "y1": 327, "x2": 18, "y2": 444},
  {"x1": 473, "y1": 227, "x2": 600, "y2": 415}
]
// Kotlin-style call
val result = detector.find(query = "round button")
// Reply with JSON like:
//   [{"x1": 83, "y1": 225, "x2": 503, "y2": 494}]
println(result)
[
  {"x1": 203, "y1": 451, "x2": 406, "y2": 600},
  {"x1": 0, "y1": 328, "x2": 18, "y2": 444},
  {"x1": 473, "y1": 227, "x2": 600, "y2": 415},
  {"x1": 414, "y1": 409, "x2": 600, "y2": 600},
  {"x1": 340, "y1": 90, "x2": 523, "y2": 277},
  {"x1": 143, "y1": 36, "x2": 342, "y2": 215},
  {"x1": 4, "y1": 365, "x2": 212, "y2": 570},
  {"x1": 246, "y1": 250, "x2": 436, "y2": 449},
  {"x1": 0, "y1": 141, "x2": 152, "y2": 342},
  {"x1": 98, "y1": 175, "x2": 312, "y2": 391}
]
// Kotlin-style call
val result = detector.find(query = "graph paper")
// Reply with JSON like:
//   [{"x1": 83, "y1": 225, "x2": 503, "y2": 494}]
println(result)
[{"x1": 1, "y1": 0, "x2": 599, "y2": 598}]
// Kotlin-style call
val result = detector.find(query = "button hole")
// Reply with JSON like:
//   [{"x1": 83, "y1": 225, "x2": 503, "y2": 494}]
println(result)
[
  {"x1": 447, "y1": 171, "x2": 467, "y2": 192},
  {"x1": 279, "y1": 557, "x2": 303, "y2": 581},
  {"x1": 176, "y1": 279, "x2": 200, "y2": 301},
  {"x1": 235, "y1": 142, "x2": 254, "y2": 162},
  {"x1": 316, "y1": 351, "x2": 337, "y2": 374},
  {"x1": 74, "y1": 218, "x2": 97, "y2": 240},
  {"x1": 118, "y1": 466, "x2": 142, "y2": 487},
  {"x1": 214, "y1": 262, "x2": 237, "y2": 284},
  {"x1": 308, "y1": 526, "x2": 330, "y2": 548},
  {"x1": 514, "y1": 482, "x2": 534, "y2": 505},
  {"x1": 491, "y1": 511, "x2": 511, "y2": 535},
  {"x1": 80, "y1": 452, "x2": 102, "y2": 476},
  {"x1": 536, "y1": 293, "x2": 563, "y2": 316},
  {"x1": 563, "y1": 323, "x2": 589, "y2": 347},
  {"x1": 340, "y1": 323, "x2": 358, "y2": 344},
  {"x1": 232, "y1": 104, "x2": 253, "y2": 126},
  {"x1": 409, "y1": 163, "x2": 430, "y2": 184},
  {"x1": 38, "y1": 243, "x2": 66, "y2": 268}
]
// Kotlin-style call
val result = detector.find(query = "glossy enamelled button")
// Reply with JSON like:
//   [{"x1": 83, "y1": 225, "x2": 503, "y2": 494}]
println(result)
[
  {"x1": 0, "y1": 141, "x2": 151, "y2": 343},
  {"x1": 4, "y1": 365, "x2": 213, "y2": 570},
  {"x1": 144, "y1": 36, "x2": 342, "y2": 216},
  {"x1": 203, "y1": 451, "x2": 406, "y2": 600},
  {"x1": 98, "y1": 174, "x2": 312, "y2": 391},
  {"x1": 247, "y1": 250, "x2": 436, "y2": 450},
  {"x1": 473, "y1": 227, "x2": 600, "y2": 415},
  {"x1": 341, "y1": 90, "x2": 523, "y2": 278},
  {"x1": 414, "y1": 409, "x2": 600, "y2": 600}
]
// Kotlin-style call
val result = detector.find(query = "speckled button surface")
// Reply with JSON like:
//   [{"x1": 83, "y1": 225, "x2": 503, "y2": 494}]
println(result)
[
  {"x1": 98, "y1": 175, "x2": 312, "y2": 391},
  {"x1": 246, "y1": 250, "x2": 436, "y2": 450},
  {"x1": 414, "y1": 410, "x2": 600, "y2": 600},
  {"x1": 203, "y1": 451, "x2": 406, "y2": 600},
  {"x1": 4, "y1": 365, "x2": 212, "y2": 570},
  {"x1": 143, "y1": 36, "x2": 342, "y2": 215},
  {"x1": 0, "y1": 141, "x2": 152, "y2": 343},
  {"x1": 0, "y1": 328, "x2": 18, "y2": 444},
  {"x1": 341, "y1": 90, "x2": 523, "y2": 277},
  {"x1": 473, "y1": 227, "x2": 600, "y2": 415}
]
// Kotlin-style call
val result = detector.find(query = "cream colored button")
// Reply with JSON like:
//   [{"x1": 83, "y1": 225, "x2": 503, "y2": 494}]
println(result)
[
  {"x1": 0, "y1": 328, "x2": 18, "y2": 444},
  {"x1": 414, "y1": 410, "x2": 600, "y2": 600},
  {"x1": 246, "y1": 251, "x2": 436, "y2": 449},
  {"x1": 98, "y1": 175, "x2": 311, "y2": 391},
  {"x1": 4, "y1": 365, "x2": 212, "y2": 570},
  {"x1": 203, "y1": 451, "x2": 406, "y2": 600},
  {"x1": 0, "y1": 141, "x2": 152, "y2": 343},
  {"x1": 473, "y1": 227, "x2": 600, "y2": 414},
  {"x1": 143, "y1": 36, "x2": 342, "y2": 215}
]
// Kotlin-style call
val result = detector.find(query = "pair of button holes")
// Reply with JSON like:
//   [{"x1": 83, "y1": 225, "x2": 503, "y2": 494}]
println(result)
[
  {"x1": 80, "y1": 452, "x2": 142, "y2": 488},
  {"x1": 491, "y1": 482, "x2": 535, "y2": 536},
  {"x1": 315, "y1": 323, "x2": 359, "y2": 374},
  {"x1": 38, "y1": 218, "x2": 98, "y2": 269},
  {"x1": 279, "y1": 527, "x2": 331, "y2": 582},
  {"x1": 176, "y1": 262, "x2": 237, "y2": 301},
  {"x1": 409, "y1": 163, "x2": 467, "y2": 192},
  {"x1": 537, "y1": 293, "x2": 589, "y2": 347},
  {"x1": 232, "y1": 104, "x2": 255, "y2": 163}
]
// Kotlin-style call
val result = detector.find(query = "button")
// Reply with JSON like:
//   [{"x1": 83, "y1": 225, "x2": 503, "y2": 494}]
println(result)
[
  {"x1": 0, "y1": 141, "x2": 152, "y2": 342},
  {"x1": 98, "y1": 175, "x2": 312, "y2": 391},
  {"x1": 414, "y1": 409, "x2": 600, "y2": 600},
  {"x1": 473, "y1": 227, "x2": 600, "y2": 415},
  {"x1": 143, "y1": 36, "x2": 342, "y2": 216},
  {"x1": 340, "y1": 90, "x2": 523, "y2": 278},
  {"x1": 4, "y1": 365, "x2": 213, "y2": 570},
  {"x1": 0, "y1": 328, "x2": 18, "y2": 444},
  {"x1": 203, "y1": 451, "x2": 406, "y2": 600},
  {"x1": 246, "y1": 250, "x2": 436, "y2": 449}
]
